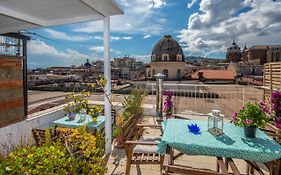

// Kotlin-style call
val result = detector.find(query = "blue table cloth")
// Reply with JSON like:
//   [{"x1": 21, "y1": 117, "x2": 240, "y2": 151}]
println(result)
[
  {"x1": 157, "y1": 119, "x2": 281, "y2": 163},
  {"x1": 53, "y1": 114, "x2": 105, "y2": 131}
]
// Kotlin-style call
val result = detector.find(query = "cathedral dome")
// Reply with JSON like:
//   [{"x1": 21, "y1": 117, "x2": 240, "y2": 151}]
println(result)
[{"x1": 151, "y1": 35, "x2": 184, "y2": 62}]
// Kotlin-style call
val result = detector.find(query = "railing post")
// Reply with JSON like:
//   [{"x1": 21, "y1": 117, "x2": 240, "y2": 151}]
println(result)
[{"x1": 155, "y1": 73, "x2": 165, "y2": 120}]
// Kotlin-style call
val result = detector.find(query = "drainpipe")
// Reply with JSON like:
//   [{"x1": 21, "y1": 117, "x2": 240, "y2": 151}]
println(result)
[{"x1": 155, "y1": 73, "x2": 165, "y2": 120}]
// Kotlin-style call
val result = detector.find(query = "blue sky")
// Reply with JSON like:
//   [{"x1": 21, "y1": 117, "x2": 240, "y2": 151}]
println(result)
[{"x1": 27, "y1": 0, "x2": 281, "y2": 69}]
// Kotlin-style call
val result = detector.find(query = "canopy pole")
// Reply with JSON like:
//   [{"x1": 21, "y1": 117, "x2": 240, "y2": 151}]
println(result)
[{"x1": 103, "y1": 16, "x2": 112, "y2": 154}]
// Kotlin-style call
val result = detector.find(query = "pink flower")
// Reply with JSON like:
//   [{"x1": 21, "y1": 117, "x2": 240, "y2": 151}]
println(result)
[
  {"x1": 233, "y1": 112, "x2": 238, "y2": 120},
  {"x1": 244, "y1": 119, "x2": 253, "y2": 125}
]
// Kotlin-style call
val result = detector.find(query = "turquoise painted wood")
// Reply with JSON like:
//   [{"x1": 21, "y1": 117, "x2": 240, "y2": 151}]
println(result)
[
  {"x1": 158, "y1": 119, "x2": 281, "y2": 163},
  {"x1": 53, "y1": 114, "x2": 105, "y2": 132}
]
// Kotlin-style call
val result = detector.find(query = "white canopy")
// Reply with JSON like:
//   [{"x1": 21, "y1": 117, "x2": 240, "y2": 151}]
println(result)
[
  {"x1": 0, "y1": 0, "x2": 123, "y2": 34},
  {"x1": 0, "y1": 0, "x2": 123, "y2": 154}
]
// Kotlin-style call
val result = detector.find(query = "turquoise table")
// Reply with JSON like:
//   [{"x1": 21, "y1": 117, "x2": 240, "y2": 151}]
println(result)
[
  {"x1": 53, "y1": 114, "x2": 105, "y2": 132},
  {"x1": 157, "y1": 119, "x2": 281, "y2": 163}
]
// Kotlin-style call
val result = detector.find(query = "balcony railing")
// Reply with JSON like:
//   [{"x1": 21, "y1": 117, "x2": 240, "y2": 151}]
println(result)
[{"x1": 134, "y1": 82, "x2": 263, "y2": 118}]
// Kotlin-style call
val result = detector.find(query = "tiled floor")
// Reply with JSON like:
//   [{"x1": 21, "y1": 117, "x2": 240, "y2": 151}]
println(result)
[{"x1": 106, "y1": 115, "x2": 269, "y2": 175}]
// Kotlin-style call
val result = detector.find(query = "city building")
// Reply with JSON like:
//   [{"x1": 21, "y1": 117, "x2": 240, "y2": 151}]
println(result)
[
  {"x1": 226, "y1": 40, "x2": 242, "y2": 63},
  {"x1": 242, "y1": 45, "x2": 281, "y2": 65},
  {"x1": 113, "y1": 56, "x2": 145, "y2": 80},
  {"x1": 146, "y1": 35, "x2": 187, "y2": 80},
  {"x1": 191, "y1": 70, "x2": 235, "y2": 84}
]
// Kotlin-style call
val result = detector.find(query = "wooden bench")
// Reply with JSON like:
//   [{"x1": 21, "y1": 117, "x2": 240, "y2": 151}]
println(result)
[{"x1": 124, "y1": 116, "x2": 163, "y2": 175}]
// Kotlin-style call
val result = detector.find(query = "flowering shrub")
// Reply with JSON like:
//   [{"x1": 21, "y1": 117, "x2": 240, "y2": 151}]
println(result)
[
  {"x1": 233, "y1": 102, "x2": 269, "y2": 128},
  {"x1": 271, "y1": 90, "x2": 281, "y2": 128},
  {"x1": 163, "y1": 91, "x2": 173, "y2": 117},
  {"x1": 0, "y1": 127, "x2": 106, "y2": 175}
]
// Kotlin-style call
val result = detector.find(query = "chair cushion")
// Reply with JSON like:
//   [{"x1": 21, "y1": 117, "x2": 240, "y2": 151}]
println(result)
[{"x1": 133, "y1": 136, "x2": 161, "y2": 154}]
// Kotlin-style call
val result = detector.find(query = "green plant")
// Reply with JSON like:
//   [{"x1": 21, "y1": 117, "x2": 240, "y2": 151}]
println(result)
[
  {"x1": 112, "y1": 125, "x2": 121, "y2": 138},
  {"x1": 0, "y1": 127, "x2": 106, "y2": 175},
  {"x1": 87, "y1": 104, "x2": 104, "y2": 118},
  {"x1": 64, "y1": 90, "x2": 90, "y2": 115},
  {"x1": 122, "y1": 89, "x2": 147, "y2": 120},
  {"x1": 233, "y1": 102, "x2": 269, "y2": 128}
]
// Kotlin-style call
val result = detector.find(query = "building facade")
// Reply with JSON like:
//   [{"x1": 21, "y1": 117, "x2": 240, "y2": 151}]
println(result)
[
  {"x1": 146, "y1": 35, "x2": 186, "y2": 80},
  {"x1": 226, "y1": 41, "x2": 242, "y2": 63}
]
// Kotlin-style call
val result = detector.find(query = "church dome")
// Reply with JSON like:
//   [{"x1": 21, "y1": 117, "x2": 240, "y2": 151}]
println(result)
[
  {"x1": 228, "y1": 40, "x2": 241, "y2": 52},
  {"x1": 151, "y1": 35, "x2": 184, "y2": 62}
]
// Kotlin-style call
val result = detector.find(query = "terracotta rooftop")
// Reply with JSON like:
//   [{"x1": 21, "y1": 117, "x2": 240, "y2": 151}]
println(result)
[{"x1": 191, "y1": 70, "x2": 235, "y2": 80}]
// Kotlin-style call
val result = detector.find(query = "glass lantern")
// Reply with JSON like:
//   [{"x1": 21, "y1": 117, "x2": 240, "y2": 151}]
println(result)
[{"x1": 208, "y1": 110, "x2": 224, "y2": 136}]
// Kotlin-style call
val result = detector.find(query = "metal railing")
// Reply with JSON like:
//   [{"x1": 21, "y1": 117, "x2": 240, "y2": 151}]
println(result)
[{"x1": 134, "y1": 82, "x2": 263, "y2": 119}]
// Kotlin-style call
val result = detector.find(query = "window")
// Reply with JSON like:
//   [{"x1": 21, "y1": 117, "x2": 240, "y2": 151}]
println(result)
[
  {"x1": 162, "y1": 54, "x2": 169, "y2": 61},
  {"x1": 152, "y1": 69, "x2": 155, "y2": 77},
  {"x1": 177, "y1": 69, "x2": 181, "y2": 79},
  {"x1": 176, "y1": 54, "x2": 182, "y2": 61},
  {"x1": 163, "y1": 69, "x2": 168, "y2": 79},
  {"x1": 152, "y1": 55, "x2": 156, "y2": 61}
]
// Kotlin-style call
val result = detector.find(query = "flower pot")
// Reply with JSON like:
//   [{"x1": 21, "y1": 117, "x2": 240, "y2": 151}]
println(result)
[
  {"x1": 165, "y1": 114, "x2": 173, "y2": 120},
  {"x1": 114, "y1": 134, "x2": 126, "y2": 148},
  {"x1": 67, "y1": 113, "x2": 75, "y2": 120},
  {"x1": 244, "y1": 126, "x2": 257, "y2": 138}
]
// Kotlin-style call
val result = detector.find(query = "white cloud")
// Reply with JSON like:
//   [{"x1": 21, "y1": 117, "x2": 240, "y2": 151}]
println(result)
[
  {"x1": 28, "y1": 39, "x2": 94, "y2": 63},
  {"x1": 187, "y1": 0, "x2": 198, "y2": 8},
  {"x1": 123, "y1": 36, "x2": 133, "y2": 40},
  {"x1": 143, "y1": 34, "x2": 151, "y2": 39},
  {"x1": 89, "y1": 46, "x2": 122, "y2": 55},
  {"x1": 93, "y1": 35, "x2": 132, "y2": 41},
  {"x1": 44, "y1": 29, "x2": 90, "y2": 42},
  {"x1": 178, "y1": 0, "x2": 281, "y2": 57},
  {"x1": 72, "y1": 0, "x2": 167, "y2": 35}
]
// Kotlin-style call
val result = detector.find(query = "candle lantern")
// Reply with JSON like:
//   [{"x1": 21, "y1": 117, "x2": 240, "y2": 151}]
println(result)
[{"x1": 208, "y1": 109, "x2": 224, "y2": 136}]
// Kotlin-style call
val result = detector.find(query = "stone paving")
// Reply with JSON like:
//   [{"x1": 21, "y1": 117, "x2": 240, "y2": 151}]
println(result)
[{"x1": 105, "y1": 115, "x2": 269, "y2": 175}]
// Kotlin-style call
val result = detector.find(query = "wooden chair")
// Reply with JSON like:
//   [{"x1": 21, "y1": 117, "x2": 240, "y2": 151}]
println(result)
[
  {"x1": 124, "y1": 116, "x2": 163, "y2": 175},
  {"x1": 217, "y1": 157, "x2": 241, "y2": 175},
  {"x1": 162, "y1": 151, "x2": 232, "y2": 175},
  {"x1": 32, "y1": 127, "x2": 58, "y2": 146}
]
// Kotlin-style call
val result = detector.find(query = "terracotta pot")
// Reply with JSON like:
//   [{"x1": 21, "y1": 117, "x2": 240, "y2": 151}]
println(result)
[
  {"x1": 114, "y1": 134, "x2": 126, "y2": 148},
  {"x1": 244, "y1": 126, "x2": 257, "y2": 138}
]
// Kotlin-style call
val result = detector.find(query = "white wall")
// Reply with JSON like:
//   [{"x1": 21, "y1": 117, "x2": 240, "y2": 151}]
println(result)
[{"x1": 0, "y1": 104, "x2": 66, "y2": 154}]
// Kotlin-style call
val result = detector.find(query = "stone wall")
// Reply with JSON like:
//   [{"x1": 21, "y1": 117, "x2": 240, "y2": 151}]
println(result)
[{"x1": 0, "y1": 56, "x2": 24, "y2": 128}]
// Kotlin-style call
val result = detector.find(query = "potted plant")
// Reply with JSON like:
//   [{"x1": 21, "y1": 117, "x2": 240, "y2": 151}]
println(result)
[
  {"x1": 163, "y1": 90, "x2": 173, "y2": 120},
  {"x1": 87, "y1": 104, "x2": 104, "y2": 122},
  {"x1": 271, "y1": 90, "x2": 281, "y2": 128},
  {"x1": 113, "y1": 112, "x2": 126, "y2": 148},
  {"x1": 64, "y1": 90, "x2": 90, "y2": 120},
  {"x1": 233, "y1": 101, "x2": 269, "y2": 138}
]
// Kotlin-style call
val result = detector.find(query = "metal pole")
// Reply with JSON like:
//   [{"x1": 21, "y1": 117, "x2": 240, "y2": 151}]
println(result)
[
  {"x1": 23, "y1": 39, "x2": 28, "y2": 117},
  {"x1": 155, "y1": 73, "x2": 165, "y2": 120},
  {"x1": 103, "y1": 16, "x2": 112, "y2": 154}
]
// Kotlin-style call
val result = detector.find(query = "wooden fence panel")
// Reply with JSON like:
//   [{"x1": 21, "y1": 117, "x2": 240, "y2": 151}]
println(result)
[{"x1": 0, "y1": 56, "x2": 24, "y2": 128}]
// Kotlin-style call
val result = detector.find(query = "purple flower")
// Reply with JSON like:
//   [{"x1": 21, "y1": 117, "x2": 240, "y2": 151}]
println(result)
[
  {"x1": 244, "y1": 119, "x2": 253, "y2": 125},
  {"x1": 275, "y1": 118, "x2": 281, "y2": 123},
  {"x1": 233, "y1": 112, "x2": 238, "y2": 120},
  {"x1": 240, "y1": 106, "x2": 245, "y2": 110},
  {"x1": 259, "y1": 100, "x2": 265, "y2": 106},
  {"x1": 272, "y1": 91, "x2": 281, "y2": 98}
]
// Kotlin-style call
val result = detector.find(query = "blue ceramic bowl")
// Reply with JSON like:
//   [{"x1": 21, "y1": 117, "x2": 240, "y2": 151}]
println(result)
[{"x1": 67, "y1": 113, "x2": 75, "y2": 120}]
